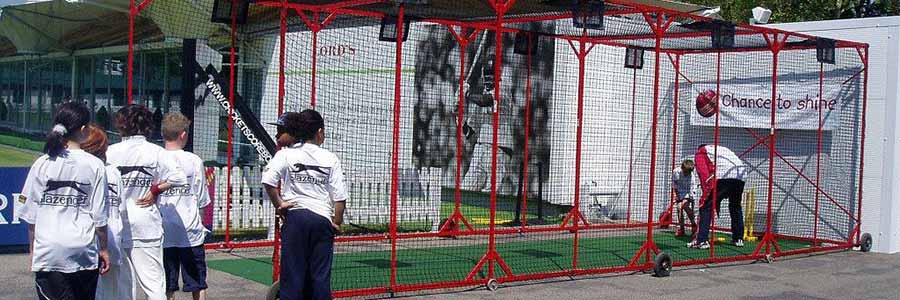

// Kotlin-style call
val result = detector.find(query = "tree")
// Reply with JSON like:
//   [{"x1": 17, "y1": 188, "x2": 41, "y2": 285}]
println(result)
[{"x1": 682, "y1": 0, "x2": 899, "y2": 24}]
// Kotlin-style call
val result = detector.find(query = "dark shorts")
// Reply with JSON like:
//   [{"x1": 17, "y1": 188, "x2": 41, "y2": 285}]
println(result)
[
  {"x1": 35, "y1": 269, "x2": 99, "y2": 300},
  {"x1": 163, "y1": 245, "x2": 208, "y2": 292}
]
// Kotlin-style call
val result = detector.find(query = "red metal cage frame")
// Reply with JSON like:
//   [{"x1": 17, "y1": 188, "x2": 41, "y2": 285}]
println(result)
[{"x1": 124, "y1": 0, "x2": 869, "y2": 298}]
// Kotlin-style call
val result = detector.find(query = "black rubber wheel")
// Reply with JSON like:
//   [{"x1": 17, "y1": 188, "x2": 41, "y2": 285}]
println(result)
[
  {"x1": 860, "y1": 233, "x2": 873, "y2": 252},
  {"x1": 653, "y1": 252, "x2": 672, "y2": 277},
  {"x1": 266, "y1": 281, "x2": 280, "y2": 300}
]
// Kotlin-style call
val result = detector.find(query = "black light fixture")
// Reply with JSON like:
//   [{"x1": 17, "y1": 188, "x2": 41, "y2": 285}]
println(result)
[
  {"x1": 624, "y1": 47, "x2": 644, "y2": 69},
  {"x1": 711, "y1": 21, "x2": 735, "y2": 49},
  {"x1": 379, "y1": 16, "x2": 411, "y2": 42},
  {"x1": 572, "y1": 0, "x2": 605, "y2": 30},
  {"x1": 514, "y1": 32, "x2": 538, "y2": 55},
  {"x1": 817, "y1": 38, "x2": 836, "y2": 64},
  {"x1": 211, "y1": 0, "x2": 250, "y2": 25}
]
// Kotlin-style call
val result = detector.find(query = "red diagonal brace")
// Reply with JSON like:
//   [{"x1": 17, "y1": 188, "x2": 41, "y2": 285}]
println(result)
[{"x1": 466, "y1": 249, "x2": 513, "y2": 281}]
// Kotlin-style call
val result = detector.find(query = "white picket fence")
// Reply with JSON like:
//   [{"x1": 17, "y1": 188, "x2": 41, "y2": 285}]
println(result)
[{"x1": 208, "y1": 166, "x2": 443, "y2": 233}]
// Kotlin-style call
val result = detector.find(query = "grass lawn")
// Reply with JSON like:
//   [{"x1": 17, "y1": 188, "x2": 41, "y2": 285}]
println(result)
[
  {"x1": 207, "y1": 233, "x2": 812, "y2": 291},
  {"x1": 0, "y1": 131, "x2": 44, "y2": 153},
  {"x1": 0, "y1": 146, "x2": 39, "y2": 167}
]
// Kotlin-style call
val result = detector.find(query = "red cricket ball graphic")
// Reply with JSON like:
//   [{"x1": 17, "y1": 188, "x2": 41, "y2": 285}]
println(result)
[{"x1": 695, "y1": 89, "x2": 719, "y2": 118}]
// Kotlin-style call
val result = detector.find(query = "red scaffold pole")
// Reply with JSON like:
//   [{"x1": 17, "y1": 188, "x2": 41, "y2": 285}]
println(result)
[{"x1": 389, "y1": 5, "x2": 405, "y2": 291}]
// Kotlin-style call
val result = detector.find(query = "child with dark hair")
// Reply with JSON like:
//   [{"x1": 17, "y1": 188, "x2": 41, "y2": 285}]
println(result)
[
  {"x1": 82, "y1": 125, "x2": 132, "y2": 300},
  {"x1": 106, "y1": 104, "x2": 187, "y2": 300},
  {"x1": 17, "y1": 102, "x2": 111, "y2": 300},
  {"x1": 262, "y1": 109, "x2": 348, "y2": 300}
]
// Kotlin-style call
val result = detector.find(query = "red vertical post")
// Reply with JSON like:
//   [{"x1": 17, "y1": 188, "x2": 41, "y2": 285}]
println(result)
[
  {"x1": 454, "y1": 29, "x2": 467, "y2": 230},
  {"x1": 440, "y1": 26, "x2": 476, "y2": 235},
  {"x1": 757, "y1": 33, "x2": 784, "y2": 255},
  {"x1": 814, "y1": 62, "x2": 824, "y2": 246},
  {"x1": 643, "y1": 13, "x2": 664, "y2": 263},
  {"x1": 710, "y1": 51, "x2": 721, "y2": 257},
  {"x1": 488, "y1": 13, "x2": 504, "y2": 279},
  {"x1": 127, "y1": 0, "x2": 135, "y2": 105},
  {"x1": 278, "y1": 0, "x2": 287, "y2": 115},
  {"x1": 628, "y1": 12, "x2": 668, "y2": 268},
  {"x1": 464, "y1": 10, "x2": 512, "y2": 282},
  {"x1": 667, "y1": 54, "x2": 681, "y2": 228},
  {"x1": 272, "y1": 0, "x2": 288, "y2": 283},
  {"x1": 855, "y1": 46, "x2": 869, "y2": 245},
  {"x1": 225, "y1": 0, "x2": 239, "y2": 246},
  {"x1": 572, "y1": 35, "x2": 586, "y2": 270},
  {"x1": 521, "y1": 32, "x2": 533, "y2": 229},
  {"x1": 389, "y1": 4, "x2": 405, "y2": 291},
  {"x1": 311, "y1": 15, "x2": 319, "y2": 109}
]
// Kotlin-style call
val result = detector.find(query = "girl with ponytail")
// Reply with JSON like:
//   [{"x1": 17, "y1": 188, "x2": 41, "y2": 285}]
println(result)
[
  {"x1": 16, "y1": 101, "x2": 111, "y2": 300},
  {"x1": 43, "y1": 101, "x2": 91, "y2": 157}
]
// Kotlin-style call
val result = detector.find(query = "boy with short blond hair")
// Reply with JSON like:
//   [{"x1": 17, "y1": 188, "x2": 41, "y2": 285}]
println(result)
[{"x1": 159, "y1": 112, "x2": 211, "y2": 300}]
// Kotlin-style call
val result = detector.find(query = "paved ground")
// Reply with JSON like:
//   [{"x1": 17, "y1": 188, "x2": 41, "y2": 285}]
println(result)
[{"x1": 2, "y1": 249, "x2": 899, "y2": 299}]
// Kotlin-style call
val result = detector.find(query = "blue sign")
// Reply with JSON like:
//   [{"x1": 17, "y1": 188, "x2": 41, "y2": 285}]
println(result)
[{"x1": 0, "y1": 167, "x2": 30, "y2": 246}]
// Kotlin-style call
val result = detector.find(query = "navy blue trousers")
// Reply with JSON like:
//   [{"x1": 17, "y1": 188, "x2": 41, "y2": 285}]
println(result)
[
  {"x1": 697, "y1": 179, "x2": 745, "y2": 243},
  {"x1": 280, "y1": 209, "x2": 335, "y2": 300}
]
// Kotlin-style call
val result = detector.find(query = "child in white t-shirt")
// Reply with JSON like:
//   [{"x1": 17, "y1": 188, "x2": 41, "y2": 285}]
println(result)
[
  {"x1": 17, "y1": 102, "x2": 110, "y2": 300},
  {"x1": 672, "y1": 159, "x2": 699, "y2": 238},
  {"x1": 106, "y1": 105, "x2": 187, "y2": 300},
  {"x1": 82, "y1": 124, "x2": 133, "y2": 300},
  {"x1": 158, "y1": 112, "x2": 211, "y2": 300}
]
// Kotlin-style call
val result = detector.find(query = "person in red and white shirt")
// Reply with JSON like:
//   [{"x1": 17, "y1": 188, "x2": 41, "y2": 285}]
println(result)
[
  {"x1": 107, "y1": 105, "x2": 187, "y2": 300},
  {"x1": 689, "y1": 144, "x2": 749, "y2": 249}
]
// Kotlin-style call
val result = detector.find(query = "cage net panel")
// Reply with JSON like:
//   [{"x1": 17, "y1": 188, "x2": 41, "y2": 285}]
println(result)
[
  {"x1": 123, "y1": 0, "x2": 867, "y2": 296},
  {"x1": 676, "y1": 44, "x2": 863, "y2": 254}
]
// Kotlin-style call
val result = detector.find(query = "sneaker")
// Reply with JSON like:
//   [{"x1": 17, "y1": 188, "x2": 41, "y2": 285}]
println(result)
[
  {"x1": 687, "y1": 240, "x2": 710, "y2": 249},
  {"x1": 696, "y1": 241, "x2": 710, "y2": 249},
  {"x1": 675, "y1": 229, "x2": 685, "y2": 237},
  {"x1": 733, "y1": 239, "x2": 745, "y2": 247}
]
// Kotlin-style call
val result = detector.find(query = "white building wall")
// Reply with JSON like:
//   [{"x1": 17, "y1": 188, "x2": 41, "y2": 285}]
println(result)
[{"x1": 770, "y1": 16, "x2": 900, "y2": 253}]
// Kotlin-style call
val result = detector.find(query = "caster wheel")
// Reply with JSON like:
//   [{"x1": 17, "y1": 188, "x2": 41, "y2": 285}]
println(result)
[
  {"x1": 764, "y1": 254, "x2": 774, "y2": 263},
  {"x1": 860, "y1": 233, "x2": 873, "y2": 252},
  {"x1": 266, "y1": 281, "x2": 280, "y2": 300},
  {"x1": 486, "y1": 279, "x2": 499, "y2": 291},
  {"x1": 653, "y1": 252, "x2": 672, "y2": 277}
]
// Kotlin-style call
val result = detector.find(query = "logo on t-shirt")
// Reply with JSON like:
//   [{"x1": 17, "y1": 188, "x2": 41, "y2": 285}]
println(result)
[
  {"x1": 289, "y1": 163, "x2": 330, "y2": 185},
  {"x1": 162, "y1": 185, "x2": 192, "y2": 196},
  {"x1": 118, "y1": 166, "x2": 156, "y2": 187},
  {"x1": 107, "y1": 184, "x2": 121, "y2": 207},
  {"x1": 41, "y1": 180, "x2": 89, "y2": 207}
]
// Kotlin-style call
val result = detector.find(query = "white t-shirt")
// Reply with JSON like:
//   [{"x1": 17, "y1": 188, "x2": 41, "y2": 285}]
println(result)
[
  {"x1": 104, "y1": 165, "x2": 126, "y2": 265},
  {"x1": 672, "y1": 168, "x2": 699, "y2": 200},
  {"x1": 159, "y1": 150, "x2": 211, "y2": 248},
  {"x1": 106, "y1": 136, "x2": 187, "y2": 247},
  {"x1": 17, "y1": 149, "x2": 108, "y2": 273},
  {"x1": 261, "y1": 143, "x2": 348, "y2": 221}
]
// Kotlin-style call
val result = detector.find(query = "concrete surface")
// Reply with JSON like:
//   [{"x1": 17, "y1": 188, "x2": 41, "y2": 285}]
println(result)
[{"x1": 1, "y1": 250, "x2": 898, "y2": 299}]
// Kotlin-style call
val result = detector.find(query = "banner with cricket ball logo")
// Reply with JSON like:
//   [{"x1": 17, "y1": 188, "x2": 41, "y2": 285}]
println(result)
[{"x1": 690, "y1": 82, "x2": 849, "y2": 131}]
